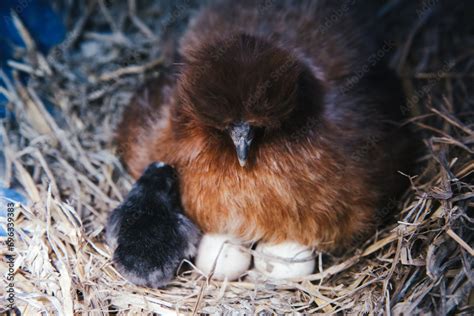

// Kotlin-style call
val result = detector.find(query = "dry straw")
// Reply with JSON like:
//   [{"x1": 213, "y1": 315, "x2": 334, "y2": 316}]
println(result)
[{"x1": 0, "y1": 1, "x2": 472, "y2": 314}]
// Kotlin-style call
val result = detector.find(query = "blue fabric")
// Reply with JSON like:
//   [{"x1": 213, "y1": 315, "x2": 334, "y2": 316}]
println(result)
[
  {"x1": 0, "y1": 0, "x2": 66, "y2": 111},
  {"x1": 0, "y1": 189, "x2": 26, "y2": 205},
  {"x1": 0, "y1": 190, "x2": 26, "y2": 236},
  {"x1": 0, "y1": 0, "x2": 66, "y2": 53}
]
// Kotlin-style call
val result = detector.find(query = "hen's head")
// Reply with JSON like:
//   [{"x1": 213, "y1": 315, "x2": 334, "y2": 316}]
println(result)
[{"x1": 175, "y1": 33, "x2": 324, "y2": 166}]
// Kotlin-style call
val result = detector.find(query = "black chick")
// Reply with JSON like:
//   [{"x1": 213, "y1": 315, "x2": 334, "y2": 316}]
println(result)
[{"x1": 106, "y1": 162, "x2": 200, "y2": 288}]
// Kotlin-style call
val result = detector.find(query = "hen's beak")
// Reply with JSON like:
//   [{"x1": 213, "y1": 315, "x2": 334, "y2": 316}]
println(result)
[{"x1": 229, "y1": 122, "x2": 254, "y2": 167}]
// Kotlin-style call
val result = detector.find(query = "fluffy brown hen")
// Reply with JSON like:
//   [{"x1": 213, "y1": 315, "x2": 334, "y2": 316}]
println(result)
[{"x1": 117, "y1": 0, "x2": 415, "y2": 265}]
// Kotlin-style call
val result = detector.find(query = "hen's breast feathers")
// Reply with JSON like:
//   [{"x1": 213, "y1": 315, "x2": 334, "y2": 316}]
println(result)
[{"x1": 167, "y1": 124, "x2": 379, "y2": 249}]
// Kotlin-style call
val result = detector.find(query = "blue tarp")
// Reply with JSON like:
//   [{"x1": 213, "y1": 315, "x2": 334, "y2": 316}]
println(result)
[{"x1": 0, "y1": 0, "x2": 66, "y2": 110}]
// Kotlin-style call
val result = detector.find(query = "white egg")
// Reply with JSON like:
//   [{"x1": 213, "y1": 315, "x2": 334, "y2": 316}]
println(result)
[
  {"x1": 195, "y1": 234, "x2": 251, "y2": 281},
  {"x1": 254, "y1": 241, "x2": 315, "y2": 279}
]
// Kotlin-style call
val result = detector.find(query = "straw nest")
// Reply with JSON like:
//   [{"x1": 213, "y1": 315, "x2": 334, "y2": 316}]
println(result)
[{"x1": 1, "y1": 1, "x2": 472, "y2": 314}]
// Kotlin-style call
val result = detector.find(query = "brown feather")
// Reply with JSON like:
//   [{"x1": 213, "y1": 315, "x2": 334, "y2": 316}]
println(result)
[{"x1": 117, "y1": 0, "x2": 417, "y2": 252}]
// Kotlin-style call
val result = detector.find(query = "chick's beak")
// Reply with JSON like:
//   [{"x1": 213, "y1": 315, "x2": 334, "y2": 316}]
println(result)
[{"x1": 229, "y1": 122, "x2": 254, "y2": 167}]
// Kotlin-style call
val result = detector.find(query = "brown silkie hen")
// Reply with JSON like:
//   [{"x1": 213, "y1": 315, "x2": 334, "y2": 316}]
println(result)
[{"x1": 107, "y1": 0, "x2": 417, "y2": 286}]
